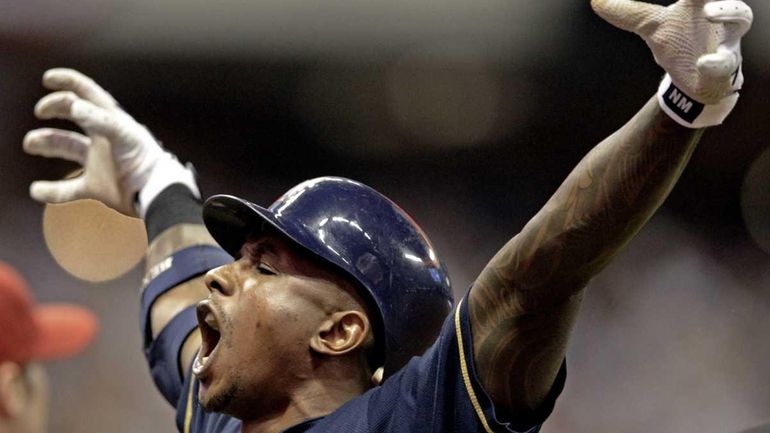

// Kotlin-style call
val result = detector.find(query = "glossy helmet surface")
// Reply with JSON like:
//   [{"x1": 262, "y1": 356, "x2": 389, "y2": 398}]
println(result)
[{"x1": 202, "y1": 177, "x2": 453, "y2": 377}]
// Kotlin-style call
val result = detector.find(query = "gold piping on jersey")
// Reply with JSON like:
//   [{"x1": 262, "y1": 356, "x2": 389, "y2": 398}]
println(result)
[
  {"x1": 184, "y1": 378, "x2": 194, "y2": 433},
  {"x1": 455, "y1": 298, "x2": 495, "y2": 433}
]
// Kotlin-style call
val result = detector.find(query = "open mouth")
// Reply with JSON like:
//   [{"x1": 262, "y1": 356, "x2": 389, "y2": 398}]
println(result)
[{"x1": 193, "y1": 300, "x2": 222, "y2": 377}]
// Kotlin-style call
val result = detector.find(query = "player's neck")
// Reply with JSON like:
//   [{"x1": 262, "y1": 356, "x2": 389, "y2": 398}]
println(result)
[{"x1": 240, "y1": 375, "x2": 370, "y2": 433}]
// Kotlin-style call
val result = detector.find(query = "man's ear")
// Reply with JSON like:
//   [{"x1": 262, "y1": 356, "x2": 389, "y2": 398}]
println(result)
[
  {"x1": 0, "y1": 362, "x2": 26, "y2": 419},
  {"x1": 310, "y1": 311, "x2": 370, "y2": 356}
]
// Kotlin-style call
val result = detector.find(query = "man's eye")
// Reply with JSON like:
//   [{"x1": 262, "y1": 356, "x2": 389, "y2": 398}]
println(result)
[{"x1": 257, "y1": 263, "x2": 276, "y2": 275}]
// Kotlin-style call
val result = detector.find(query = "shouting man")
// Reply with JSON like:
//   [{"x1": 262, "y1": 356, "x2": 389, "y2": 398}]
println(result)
[{"x1": 22, "y1": 1, "x2": 753, "y2": 432}]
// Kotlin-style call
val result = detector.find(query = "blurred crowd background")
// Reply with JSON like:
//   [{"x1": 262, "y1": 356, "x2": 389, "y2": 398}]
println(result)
[{"x1": 1, "y1": 0, "x2": 769, "y2": 432}]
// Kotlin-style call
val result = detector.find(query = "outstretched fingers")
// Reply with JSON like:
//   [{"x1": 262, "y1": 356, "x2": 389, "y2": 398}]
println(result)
[
  {"x1": 23, "y1": 128, "x2": 91, "y2": 164},
  {"x1": 591, "y1": 0, "x2": 665, "y2": 37},
  {"x1": 34, "y1": 91, "x2": 126, "y2": 140},
  {"x1": 29, "y1": 177, "x2": 86, "y2": 204},
  {"x1": 42, "y1": 68, "x2": 119, "y2": 110}
]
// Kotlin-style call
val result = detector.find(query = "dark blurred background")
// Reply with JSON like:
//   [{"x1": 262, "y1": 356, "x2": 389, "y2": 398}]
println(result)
[{"x1": 0, "y1": 1, "x2": 769, "y2": 432}]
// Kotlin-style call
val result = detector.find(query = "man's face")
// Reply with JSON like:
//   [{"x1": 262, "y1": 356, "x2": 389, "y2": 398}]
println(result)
[{"x1": 193, "y1": 232, "x2": 356, "y2": 419}]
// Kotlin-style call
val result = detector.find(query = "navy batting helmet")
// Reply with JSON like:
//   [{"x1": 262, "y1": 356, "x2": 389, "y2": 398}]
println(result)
[{"x1": 202, "y1": 177, "x2": 454, "y2": 378}]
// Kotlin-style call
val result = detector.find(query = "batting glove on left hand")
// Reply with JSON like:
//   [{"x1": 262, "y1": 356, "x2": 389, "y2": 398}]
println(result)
[{"x1": 592, "y1": 0, "x2": 753, "y2": 128}]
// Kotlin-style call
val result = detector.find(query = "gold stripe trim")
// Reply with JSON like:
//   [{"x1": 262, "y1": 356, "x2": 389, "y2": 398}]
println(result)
[
  {"x1": 455, "y1": 298, "x2": 495, "y2": 433},
  {"x1": 184, "y1": 378, "x2": 194, "y2": 433}
]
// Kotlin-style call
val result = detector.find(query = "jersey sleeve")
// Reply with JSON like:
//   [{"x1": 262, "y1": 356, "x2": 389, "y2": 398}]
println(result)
[
  {"x1": 140, "y1": 245, "x2": 233, "y2": 406},
  {"x1": 308, "y1": 291, "x2": 566, "y2": 433},
  {"x1": 445, "y1": 294, "x2": 566, "y2": 432}
]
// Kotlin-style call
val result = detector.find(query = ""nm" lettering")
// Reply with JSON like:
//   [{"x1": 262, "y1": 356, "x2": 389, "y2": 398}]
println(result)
[{"x1": 668, "y1": 88, "x2": 693, "y2": 113}]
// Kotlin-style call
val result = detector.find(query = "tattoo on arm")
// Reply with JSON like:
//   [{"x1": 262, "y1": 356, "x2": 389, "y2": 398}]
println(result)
[{"x1": 470, "y1": 97, "x2": 705, "y2": 417}]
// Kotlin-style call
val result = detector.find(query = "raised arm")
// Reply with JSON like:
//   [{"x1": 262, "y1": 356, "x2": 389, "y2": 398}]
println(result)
[
  {"x1": 469, "y1": 0, "x2": 752, "y2": 423},
  {"x1": 470, "y1": 97, "x2": 700, "y2": 419},
  {"x1": 23, "y1": 69, "x2": 222, "y2": 404}
]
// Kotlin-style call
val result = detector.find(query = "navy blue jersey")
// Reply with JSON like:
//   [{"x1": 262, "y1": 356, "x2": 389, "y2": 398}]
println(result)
[{"x1": 168, "y1": 294, "x2": 565, "y2": 433}]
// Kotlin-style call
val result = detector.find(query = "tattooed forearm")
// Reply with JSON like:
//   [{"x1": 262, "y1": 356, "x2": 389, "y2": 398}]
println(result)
[{"x1": 469, "y1": 97, "x2": 704, "y2": 417}]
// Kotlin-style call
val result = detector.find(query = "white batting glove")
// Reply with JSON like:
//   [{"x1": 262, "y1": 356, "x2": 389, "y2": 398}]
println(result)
[
  {"x1": 24, "y1": 68, "x2": 200, "y2": 217},
  {"x1": 591, "y1": 0, "x2": 753, "y2": 128}
]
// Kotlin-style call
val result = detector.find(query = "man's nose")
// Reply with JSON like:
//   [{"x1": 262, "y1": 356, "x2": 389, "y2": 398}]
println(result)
[{"x1": 204, "y1": 264, "x2": 234, "y2": 296}]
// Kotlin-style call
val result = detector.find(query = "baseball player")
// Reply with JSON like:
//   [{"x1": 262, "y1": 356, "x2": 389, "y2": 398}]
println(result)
[
  {"x1": 22, "y1": 0, "x2": 753, "y2": 432},
  {"x1": 0, "y1": 262, "x2": 99, "y2": 433}
]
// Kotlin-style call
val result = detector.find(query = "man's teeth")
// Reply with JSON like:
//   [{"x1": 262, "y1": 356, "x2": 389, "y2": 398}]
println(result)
[
  {"x1": 193, "y1": 354, "x2": 211, "y2": 375},
  {"x1": 205, "y1": 312, "x2": 219, "y2": 331}
]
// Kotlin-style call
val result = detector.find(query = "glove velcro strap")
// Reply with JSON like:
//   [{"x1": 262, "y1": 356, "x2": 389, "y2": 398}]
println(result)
[
  {"x1": 137, "y1": 152, "x2": 201, "y2": 218},
  {"x1": 657, "y1": 74, "x2": 739, "y2": 129},
  {"x1": 140, "y1": 245, "x2": 233, "y2": 347}
]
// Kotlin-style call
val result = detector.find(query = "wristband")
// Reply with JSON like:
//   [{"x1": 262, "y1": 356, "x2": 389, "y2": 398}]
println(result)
[
  {"x1": 144, "y1": 184, "x2": 203, "y2": 242},
  {"x1": 657, "y1": 74, "x2": 739, "y2": 129}
]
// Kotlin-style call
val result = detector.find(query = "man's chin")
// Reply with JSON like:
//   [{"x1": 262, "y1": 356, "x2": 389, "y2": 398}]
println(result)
[
  {"x1": 198, "y1": 383, "x2": 236, "y2": 414},
  {"x1": 199, "y1": 397, "x2": 220, "y2": 413}
]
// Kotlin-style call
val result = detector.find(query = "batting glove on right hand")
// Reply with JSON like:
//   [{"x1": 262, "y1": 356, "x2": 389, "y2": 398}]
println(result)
[
  {"x1": 24, "y1": 68, "x2": 200, "y2": 217},
  {"x1": 592, "y1": 0, "x2": 753, "y2": 128}
]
